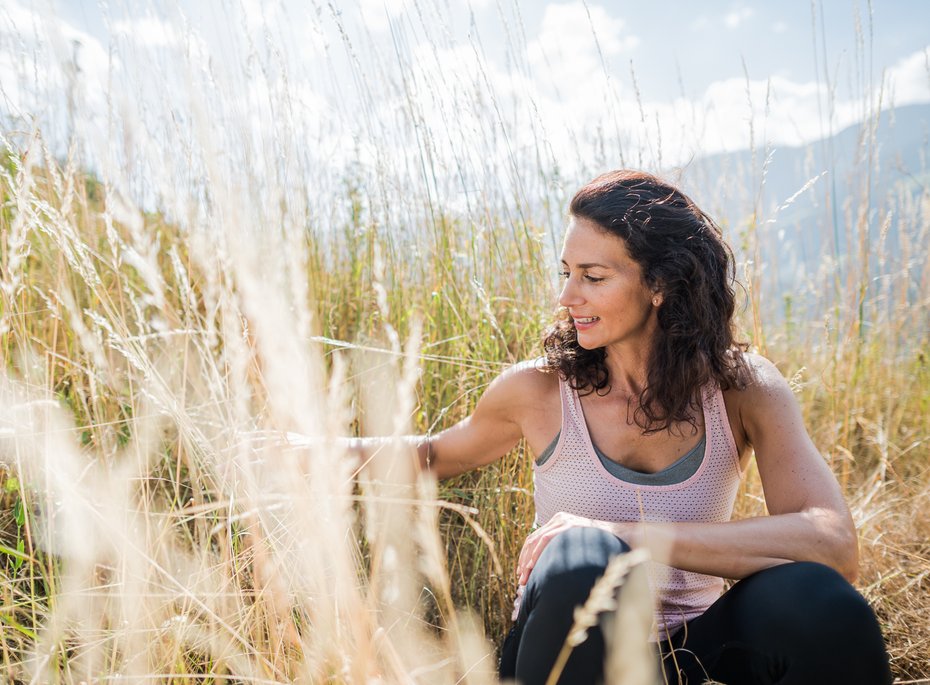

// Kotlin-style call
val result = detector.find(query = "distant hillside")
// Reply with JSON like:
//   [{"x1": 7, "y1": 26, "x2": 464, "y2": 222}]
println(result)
[{"x1": 677, "y1": 103, "x2": 930, "y2": 314}]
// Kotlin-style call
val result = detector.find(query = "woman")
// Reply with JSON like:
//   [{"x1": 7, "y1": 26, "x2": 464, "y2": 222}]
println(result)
[{"x1": 390, "y1": 171, "x2": 892, "y2": 684}]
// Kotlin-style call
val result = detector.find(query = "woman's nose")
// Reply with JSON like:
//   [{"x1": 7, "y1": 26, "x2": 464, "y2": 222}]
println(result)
[{"x1": 558, "y1": 276, "x2": 582, "y2": 308}]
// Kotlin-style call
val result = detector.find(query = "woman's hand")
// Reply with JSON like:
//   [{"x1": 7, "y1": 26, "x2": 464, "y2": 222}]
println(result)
[{"x1": 517, "y1": 512, "x2": 617, "y2": 584}]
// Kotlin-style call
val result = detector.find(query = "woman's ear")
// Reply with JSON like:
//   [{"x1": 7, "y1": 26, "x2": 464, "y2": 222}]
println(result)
[{"x1": 651, "y1": 289, "x2": 664, "y2": 307}]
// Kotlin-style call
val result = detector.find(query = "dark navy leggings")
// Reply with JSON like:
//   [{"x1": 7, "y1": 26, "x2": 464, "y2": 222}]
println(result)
[{"x1": 498, "y1": 527, "x2": 892, "y2": 685}]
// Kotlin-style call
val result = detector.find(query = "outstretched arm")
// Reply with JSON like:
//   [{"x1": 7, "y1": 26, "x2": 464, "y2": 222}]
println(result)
[{"x1": 344, "y1": 362, "x2": 541, "y2": 480}]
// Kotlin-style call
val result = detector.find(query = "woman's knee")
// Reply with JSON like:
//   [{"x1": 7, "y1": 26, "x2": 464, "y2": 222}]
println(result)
[
  {"x1": 533, "y1": 526, "x2": 631, "y2": 579},
  {"x1": 756, "y1": 561, "x2": 864, "y2": 605},
  {"x1": 688, "y1": 562, "x2": 891, "y2": 683},
  {"x1": 526, "y1": 526, "x2": 632, "y2": 610},
  {"x1": 747, "y1": 562, "x2": 891, "y2": 681},
  {"x1": 739, "y1": 562, "x2": 884, "y2": 641}
]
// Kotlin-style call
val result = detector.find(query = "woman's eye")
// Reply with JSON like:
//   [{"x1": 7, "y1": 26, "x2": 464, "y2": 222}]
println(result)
[{"x1": 559, "y1": 271, "x2": 603, "y2": 282}]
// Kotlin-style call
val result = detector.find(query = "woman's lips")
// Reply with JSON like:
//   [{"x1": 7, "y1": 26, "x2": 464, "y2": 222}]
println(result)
[{"x1": 572, "y1": 315, "x2": 600, "y2": 330}]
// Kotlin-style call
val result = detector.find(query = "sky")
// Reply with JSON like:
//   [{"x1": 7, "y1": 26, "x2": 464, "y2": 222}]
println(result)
[{"x1": 1, "y1": 0, "x2": 928, "y2": 219}]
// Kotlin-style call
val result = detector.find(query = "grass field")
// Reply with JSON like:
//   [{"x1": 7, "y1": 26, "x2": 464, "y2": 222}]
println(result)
[{"x1": 1, "y1": 2, "x2": 929, "y2": 683}]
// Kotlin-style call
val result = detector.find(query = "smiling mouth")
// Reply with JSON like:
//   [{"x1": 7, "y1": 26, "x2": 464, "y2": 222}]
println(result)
[{"x1": 573, "y1": 316, "x2": 600, "y2": 324}]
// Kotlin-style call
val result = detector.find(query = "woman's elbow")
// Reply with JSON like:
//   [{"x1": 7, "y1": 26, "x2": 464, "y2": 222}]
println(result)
[
  {"x1": 807, "y1": 507, "x2": 859, "y2": 583},
  {"x1": 827, "y1": 519, "x2": 860, "y2": 584},
  {"x1": 837, "y1": 529, "x2": 860, "y2": 584}
]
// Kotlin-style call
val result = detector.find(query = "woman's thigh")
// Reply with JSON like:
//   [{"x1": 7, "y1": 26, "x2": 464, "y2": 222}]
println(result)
[{"x1": 663, "y1": 562, "x2": 892, "y2": 685}]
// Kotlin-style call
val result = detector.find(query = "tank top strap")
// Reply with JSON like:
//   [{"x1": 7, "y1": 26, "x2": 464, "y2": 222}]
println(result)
[
  {"x1": 702, "y1": 383, "x2": 742, "y2": 476},
  {"x1": 557, "y1": 375, "x2": 591, "y2": 455}
]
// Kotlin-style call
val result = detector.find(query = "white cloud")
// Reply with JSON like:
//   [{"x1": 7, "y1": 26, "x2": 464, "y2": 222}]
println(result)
[
  {"x1": 724, "y1": 6, "x2": 753, "y2": 30},
  {"x1": 357, "y1": 0, "x2": 412, "y2": 32},
  {"x1": 0, "y1": 0, "x2": 111, "y2": 133},
  {"x1": 634, "y1": 67, "x2": 912, "y2": 164},
  {"x1": 240, "y1": 0, "x2": 281, "y2": 30},
  {"x1": 112, "y1": 16, "x2": 181, "y2": 47},
  {"x1": 355, "y1": 0, "x2": 490, "y2": 34},
  {"x1": 885, "y1": 46, "x2": 930, "y2": 106},
  {"x1": 693, "y1": 7, "x2": 753, "y2": 32},
  {"x1": 535, "y1": 2, "x2": 638, "y2": 57},
  {"x1": 700, "y1": 75, "x2": 835, "y2": 148},
  {"x1": 527, "y1": 2, "x2": 638, "y2": 101}
]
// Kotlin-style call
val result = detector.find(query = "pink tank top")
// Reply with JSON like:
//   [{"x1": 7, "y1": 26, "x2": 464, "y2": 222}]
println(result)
[{"x1": 533, "y1": 376, "x2": 743, "y2": 638}]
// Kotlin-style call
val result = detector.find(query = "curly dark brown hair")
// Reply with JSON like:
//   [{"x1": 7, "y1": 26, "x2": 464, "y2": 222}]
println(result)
[{"x1": 543, "y1": 170, "x2": 750, "y2": 434}]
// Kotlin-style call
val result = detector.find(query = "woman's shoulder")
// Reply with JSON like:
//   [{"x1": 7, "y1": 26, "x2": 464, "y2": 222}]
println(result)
[
  {"x1": 722, "y1": 352, "x2": 801, "y2": 443},
  {"x1": 494, "y1": 358, "x2": 561, "y2": 394},
  {"x1": 721, "y1": 352, "x2": 792, "y2": 403},
  {"x1": 728, "y1": 352, "x2": 790, "y2": 393},
  {"x1": 475, "y1": 358, "x2": 561, "y2": 426}
]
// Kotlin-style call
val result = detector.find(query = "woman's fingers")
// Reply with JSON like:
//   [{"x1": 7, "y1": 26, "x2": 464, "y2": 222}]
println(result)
[
  {"x1": 518, "y1": 525, "x2": 562, "y2": 582},
  {"x1": 517, "y1": 533, "x2": 540, "y2": 581},
  {"x1": 517, "y1": 514, "x2": 599, "y2": 583},
  {"x1": 517, "y1": 532, "x2": 541, "y2": 580}
]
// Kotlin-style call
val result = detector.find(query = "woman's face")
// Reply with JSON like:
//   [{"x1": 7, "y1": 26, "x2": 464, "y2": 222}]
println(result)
[{"x1": 558, "y1": 216, "x2": 660, "y2": 351}]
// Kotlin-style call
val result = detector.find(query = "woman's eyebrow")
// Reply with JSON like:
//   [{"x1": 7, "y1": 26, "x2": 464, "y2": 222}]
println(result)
[{"x1": 560, "y1": 259, "x2": 613, "y2": 269}]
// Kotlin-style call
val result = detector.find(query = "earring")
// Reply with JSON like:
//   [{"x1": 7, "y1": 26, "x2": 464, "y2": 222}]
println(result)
[{"x1": 652, "y1": 297, "x2": 661, "y2": 306}]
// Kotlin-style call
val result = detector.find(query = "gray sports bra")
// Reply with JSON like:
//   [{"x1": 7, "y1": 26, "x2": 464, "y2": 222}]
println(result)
[{"x1": 536, "y1": 432, "x2": 706, "y2": 486}]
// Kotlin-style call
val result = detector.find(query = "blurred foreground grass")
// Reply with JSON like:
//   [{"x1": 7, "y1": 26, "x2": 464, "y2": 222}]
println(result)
[{"x1": 0, "y1": 140, "x2": 927, "y2": 683}]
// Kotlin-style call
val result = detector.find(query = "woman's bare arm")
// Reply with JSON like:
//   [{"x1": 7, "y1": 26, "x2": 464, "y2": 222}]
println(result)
[
  {"x1": 624, "y1": 355, "x2": 856, "y2": 580},
  {"x1": 346, "y1": 362, "x2": 545, "y2": 480},
  {"x1": 658, "y1": 357, "x2": 854, "y2": 576}
]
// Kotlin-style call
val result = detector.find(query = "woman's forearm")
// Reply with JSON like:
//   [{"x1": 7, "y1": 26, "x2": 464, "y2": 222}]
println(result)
[
  {"x1": 615, "y1": 508, "x2": 859, "y2": 582},
  {"x1": 343, "y1": 436, "x2": 431, "y2": 473},
  {"x1": 290, "y1": 431, "x2": 499, "y2": 481},
  {"x1": 287, "y1": 434, "x2": 430, "y2": 475}
]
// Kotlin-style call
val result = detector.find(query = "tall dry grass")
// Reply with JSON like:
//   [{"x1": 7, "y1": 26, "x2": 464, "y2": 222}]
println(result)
[
  {"x1": 0, "y1": 138, "x2": 504, "y2": 683},
  {"x1": 0, "y1": 1, "x2": 928, "y2": 683}
]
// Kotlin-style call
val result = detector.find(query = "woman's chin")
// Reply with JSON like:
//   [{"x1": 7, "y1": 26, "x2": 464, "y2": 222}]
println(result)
[{"x1": 575, "y1": 337, "x2": 602, "y2": 351}]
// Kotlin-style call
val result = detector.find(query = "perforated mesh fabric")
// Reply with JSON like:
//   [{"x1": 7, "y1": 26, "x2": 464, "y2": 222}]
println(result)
[{"x1": 532, "y1": 378, "x2": 743, "y2": 638}]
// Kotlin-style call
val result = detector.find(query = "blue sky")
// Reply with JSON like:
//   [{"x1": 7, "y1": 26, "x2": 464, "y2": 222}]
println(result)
[
  {"x1": 544, "y1": 1, "x2": 930, "y2": 101},
  {"x1": 2, "y1": 0, "x2": 928, "y2": 207},
  {"x1": 49, "y1": 0, "x2": 930, "y2": 98}
]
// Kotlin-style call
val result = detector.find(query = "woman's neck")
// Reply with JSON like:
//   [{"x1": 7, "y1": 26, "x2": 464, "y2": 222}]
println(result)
[{"x1": 602, "y1": 341, "x2": 651, "y2": 397}]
